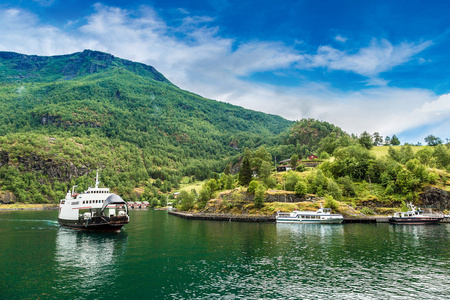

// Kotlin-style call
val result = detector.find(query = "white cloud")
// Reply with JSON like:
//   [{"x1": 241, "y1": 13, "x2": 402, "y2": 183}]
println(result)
[
  {"x1": 0, "y1": 5, "x2": 442, "y2": 143},
  {"x1": 32, "y1": 0, "x2": 55, "y2": 7},
  {"x1": 334, "y1": 35, "x2": 347, "y2": 43},
  {"x1": 300, "y1": 39, "x2": 432, "y2": 78}
]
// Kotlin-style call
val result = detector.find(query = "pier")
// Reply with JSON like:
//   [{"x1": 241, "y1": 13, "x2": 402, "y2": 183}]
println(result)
[
  {"x1": 168, "y1": 211, "x2": 391, "y2": 223},
  {"x1": 168, "y1": 211, "x2": 275, "y2": 222}
]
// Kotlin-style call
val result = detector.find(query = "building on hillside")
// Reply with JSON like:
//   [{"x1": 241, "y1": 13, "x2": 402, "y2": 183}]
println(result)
[
  {"x1": 308, "y1": 154, "x2": 318, "y2": 160},
  {"x1": 276, "y1": 165, "x2": 291, "y2": 172}
]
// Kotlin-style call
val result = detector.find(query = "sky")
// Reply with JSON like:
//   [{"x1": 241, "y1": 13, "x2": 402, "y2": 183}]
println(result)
[{"x1": 1, "y1": 0, "x2": 450, "y2": 144}]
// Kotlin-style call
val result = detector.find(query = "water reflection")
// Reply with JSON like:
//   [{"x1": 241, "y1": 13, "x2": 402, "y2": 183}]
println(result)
[
  {"x1": 276, "y1": 223, "x2": 344, "y2": 238},
  {"x1": 54, "y1": 229, "x2": 128, "y2": 298}
]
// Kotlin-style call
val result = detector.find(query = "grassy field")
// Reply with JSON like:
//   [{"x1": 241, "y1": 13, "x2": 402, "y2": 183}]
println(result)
[
  {"x1": 177, "y1": 177, "x2": 207, "y2": 193},
  {"x1": 370, "y1": 145, "x2": 425, "y2": 158}
]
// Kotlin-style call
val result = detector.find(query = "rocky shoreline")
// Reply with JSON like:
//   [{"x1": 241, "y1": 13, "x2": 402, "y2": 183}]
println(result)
[{"x1": 0, "y1": 204, "x2": 58, "y2": 211}]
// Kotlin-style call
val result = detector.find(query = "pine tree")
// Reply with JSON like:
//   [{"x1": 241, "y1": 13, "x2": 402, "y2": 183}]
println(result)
[
  {"x1": 391, "y1": 135, "x2": 401, "y2": 146},
  {"x1": 238, "y1": 157, "x2": 252, "y2": 186}
]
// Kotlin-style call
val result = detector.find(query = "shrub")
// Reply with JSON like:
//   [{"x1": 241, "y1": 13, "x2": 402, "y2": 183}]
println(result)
[
  {"x1": 338, "y1": 176, "x2": 356, "y2": 197},
  {"x1": 254, "y1": 185, "x2": 265, "y2": 208},
  {"x1": 248, "y1": 180, "x2": 259, "y2": 194},
  {"x1": 296, "y1": 164, "x2": 306, "y2": 172},
  {"x1": 428, "y1": 172, "x2": 438, "y2": 184},
  {"x1": 319, "y1": 151, "x2": 330, "y2": 160},
  {"x1": 294, "y1": 180, "x2": 307, "y2": 196},
  {"x1": 326, "y1": 180, "x2": 342, "y2": 200},
  {"x1": 324, "y1": 195, "x2": 339, "y2": 210},
  {"x1": 284, "y1": 171, "x2": 300, "y2": 191},
  {"x1": 360, "y1": 207, "x2": 375, "y2": 215},
  {"x1": 264, "y1": 176, "x2": 277, "y2": 189},
  {"x1": 385, "y1": 183, "x2": 395, "y2": 195}
]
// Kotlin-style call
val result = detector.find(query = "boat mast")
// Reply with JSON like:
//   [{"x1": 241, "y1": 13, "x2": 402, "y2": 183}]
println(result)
[
  {"x1": 95, "y1": 170, "x2": 100, "y2": 188},
  {"x1": 71, "y1": 185, "x2": 78, "y2": 196}
]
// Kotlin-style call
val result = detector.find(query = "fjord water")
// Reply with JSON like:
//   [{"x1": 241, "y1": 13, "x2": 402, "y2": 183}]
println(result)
[{"x1": 1, "y1": 210, "x2": 450, "y2": 299}]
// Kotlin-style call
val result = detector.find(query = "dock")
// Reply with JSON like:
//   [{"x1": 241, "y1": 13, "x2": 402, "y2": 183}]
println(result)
[
  {"x1": 168, "y1": 211, "x2": 392, "y2": 223},
  {"x1": 168, "y1": 211, "x2": 275, "y2": 222}
]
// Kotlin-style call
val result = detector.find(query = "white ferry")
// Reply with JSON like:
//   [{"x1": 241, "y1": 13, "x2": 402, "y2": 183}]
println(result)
[
  {"x1": 58, "y1": 171, "x2": 129, "y2": 231},
  {"x1": 276, "y1": 205, "x2": 344, "y2": 224}
]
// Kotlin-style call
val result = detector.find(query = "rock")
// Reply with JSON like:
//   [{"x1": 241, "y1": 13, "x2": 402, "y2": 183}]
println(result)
[
  {"x1": 0, "y1": 150, "x2": 9, "y2": 167},
  {"x1": 16, "y1": 153, "x2": 91, "y2": 181},
  {"x1": 419, "y1": 186, "x2": 450, "y2": 210},
  {"x1": 0, "y1": 191, "x2": 17, "y2": 204}
]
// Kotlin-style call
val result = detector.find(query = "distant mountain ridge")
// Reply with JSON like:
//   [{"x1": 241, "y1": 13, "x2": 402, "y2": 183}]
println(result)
[{"x1": 0, "y1": 49, "x2": 170, "y2": 83}]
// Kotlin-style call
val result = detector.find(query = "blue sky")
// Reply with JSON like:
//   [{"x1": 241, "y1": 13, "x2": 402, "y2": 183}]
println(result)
[{"x1": 1, "y1": 0, "x2": 450, "y2": 144}]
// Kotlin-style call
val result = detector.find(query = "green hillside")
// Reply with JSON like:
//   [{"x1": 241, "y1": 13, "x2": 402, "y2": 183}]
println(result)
[{"x1": 0, "y1": 50, "x2": 296, "y2": 203}]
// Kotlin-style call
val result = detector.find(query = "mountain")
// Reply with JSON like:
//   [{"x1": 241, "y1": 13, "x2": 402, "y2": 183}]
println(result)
[
  {"x1": 0, "y1": 50, "x2": 294, "y2": 202},
  {"x1": 0, "y1": 50, "x2": 170, "y2": 83}
]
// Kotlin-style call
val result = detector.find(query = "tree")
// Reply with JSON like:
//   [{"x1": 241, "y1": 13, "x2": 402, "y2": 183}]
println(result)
[
  {"x1": 372, "y1": 132, "x2": 383, "y2": 146},
  {"x1": 290, "y1": 154, "x2": 299, "y2": 170},
  {"x1": 358, "y1": 131, "x2": 373, "y2": 150},
  {"x1": 326, "y1": 180, "x2": 342, "y2": 200},
  {"x1": 384, "y1": 136, "x2": 391, "y2": 146},
  {"x1": 177, "y1": 190, "x2": 195, "y2": 211},
  {"x1": 198, "y1": 187, "x2": 211, "y2": 207},
  {"x1": 224, "y1": 163, "x2": 231, "y2": 175},
  {"x1": 433, "y1": 145, "x2": 450, "y2": 169},
  {"x1": 252, "y1": 146, "x2": 272, "y2": 176},
  {"x1": 330, "y1": 146, "x2": 375, "y2": 181},
  {"x1": 238, "y1": 156, "x2": 252, "y2": 186},
  {"x1": 284, "y1": 171, "x2": 300, "y2": 191},
  {"x1": 225, "y1": 175, "x2": 234, "y2": 190},
  {"x1": 258, "y1": 160, "x2": 273, "y2": 180},
  {"x1": 390, "y1": 135, "x2": 400, "y2": 146},
  {"x1": 415, "y1": 147, "x2": 433, "y2": 166},
  {"x1": 424, "y1": 134, "x2": 443, "y2": 146},
  {"x1": 294, "y1": 180, "x2": 307, "y2": 196},
  {"x1": 254, "y1": 185, "x2": 265, "y2": 208}
]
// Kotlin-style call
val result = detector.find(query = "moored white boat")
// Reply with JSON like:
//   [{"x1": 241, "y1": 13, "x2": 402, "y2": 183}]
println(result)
[
  {"x1": 388, "y1": 203, "x2": 443, "y2": 225},
  {"x1": 58, "y1": 171, "x2": 129, "y2": 231},
  {"x1": 276, "y1": 206, "x2": 344, "y2": 224}
]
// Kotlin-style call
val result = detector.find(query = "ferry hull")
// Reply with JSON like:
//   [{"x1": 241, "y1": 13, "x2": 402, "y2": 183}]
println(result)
[
  {"x1": 388, "y1": 217, "x2": 443, "y2": 225},
  {"x1": 58, "y1": 216, "x2": 129, "y2": 231}
]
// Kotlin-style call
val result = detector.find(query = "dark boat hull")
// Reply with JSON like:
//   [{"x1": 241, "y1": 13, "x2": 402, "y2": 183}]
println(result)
[
  {"x1": 58, "y1": 216, "x2": 129, "y2": 231},
  {"x1": 389, "y1": 217, "x2": 444, "y2": 225}
]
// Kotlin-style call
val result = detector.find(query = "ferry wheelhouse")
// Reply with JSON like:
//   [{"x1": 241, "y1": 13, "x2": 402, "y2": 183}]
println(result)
[
  {"x1": 389, "y1": 203, "x2": 443, "y2": 225},
  {"x1": 276, "y1": 206, "x2": 344, "y2": 224},
  {"x1": 58, "y1": 171, "x2": 129, "y2": 231}
]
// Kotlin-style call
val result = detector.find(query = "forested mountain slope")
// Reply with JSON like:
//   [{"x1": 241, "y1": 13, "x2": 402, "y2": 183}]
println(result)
[{"x1": 0, "y1": 50, "x2": 294, "y2": 202}]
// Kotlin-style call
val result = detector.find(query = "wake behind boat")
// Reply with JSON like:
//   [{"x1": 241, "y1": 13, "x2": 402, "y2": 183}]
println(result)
[
  {"x1": 58, "y1": 171, "x2": 129, "y2": 231},
  {"x1": 388, "y1": 202, "x2": 443, "y2": 225},
  {"x1": 276, "y1": 205, "x2": 344, "y2": 224}
]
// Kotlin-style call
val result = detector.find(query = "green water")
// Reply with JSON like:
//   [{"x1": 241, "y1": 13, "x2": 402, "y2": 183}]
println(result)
[{"x1": 1, "y1": 210, "x2": 450, "y2": 299}]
